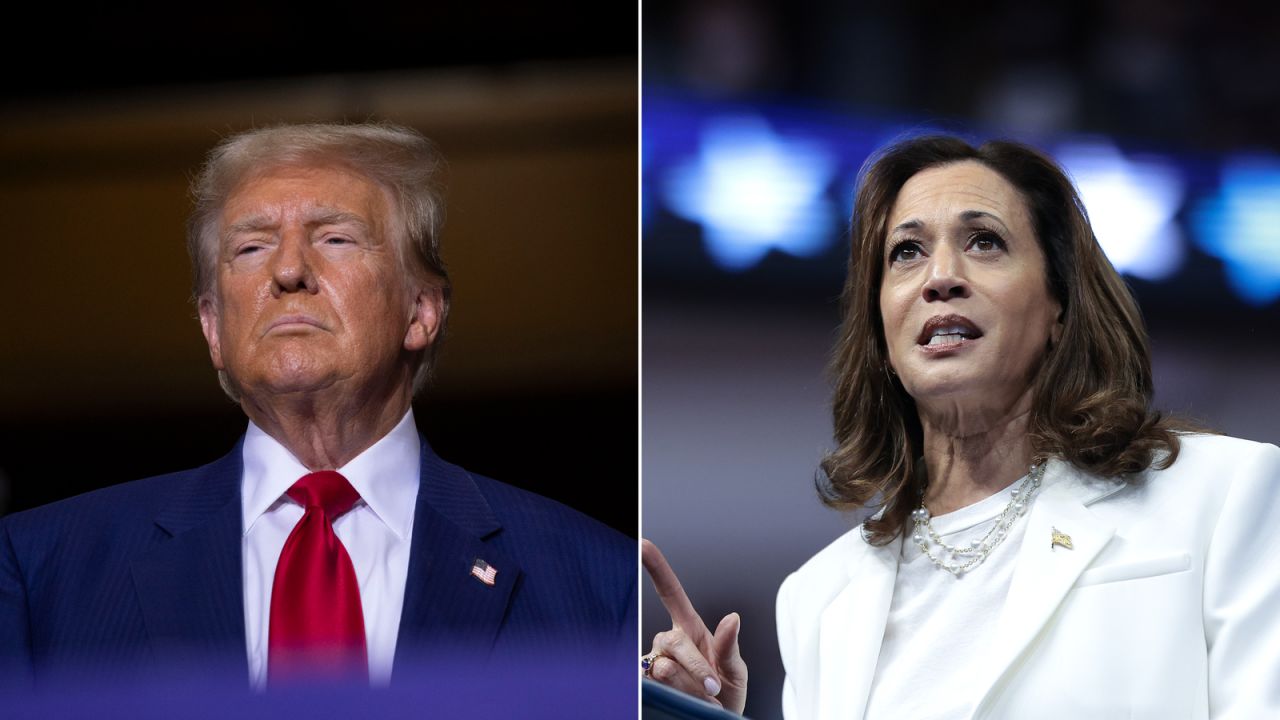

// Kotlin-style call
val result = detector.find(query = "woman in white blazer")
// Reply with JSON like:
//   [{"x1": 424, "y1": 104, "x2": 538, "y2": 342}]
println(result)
[{"x1": 643, "y1": 135, "x2": 1280, "y2": 719}]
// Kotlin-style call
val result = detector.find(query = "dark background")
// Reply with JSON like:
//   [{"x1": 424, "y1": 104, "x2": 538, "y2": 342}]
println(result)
[{"x1": 0, "y1": 6, "x2": 638, "y2": 538}]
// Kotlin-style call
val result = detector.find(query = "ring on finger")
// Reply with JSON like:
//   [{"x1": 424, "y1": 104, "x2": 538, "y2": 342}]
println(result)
[{"x1": 641, "y1": 652, "x2": 665, "y2": 678}]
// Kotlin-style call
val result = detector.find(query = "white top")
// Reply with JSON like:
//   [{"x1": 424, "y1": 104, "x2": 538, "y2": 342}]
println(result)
[
  {"x1": 241, "y1": 409, "x2": 421, "y2": 689},
  {"x1": 864, "y1": 480, "x2": 1030, "y2": 720}
]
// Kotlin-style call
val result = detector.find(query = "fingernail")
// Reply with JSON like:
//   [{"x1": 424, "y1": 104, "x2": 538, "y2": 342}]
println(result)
[{"x1": 704, "y1": 676, "x2": 721, "y2": 696}]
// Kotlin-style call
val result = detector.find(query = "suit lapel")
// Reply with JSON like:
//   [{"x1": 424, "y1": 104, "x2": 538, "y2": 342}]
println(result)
[
  {"x1": 131, "y1": 445, "x2": 247, "y2": 673},
  {"x1": 393, "y1": 439, "x2": 521, "y2": 672},
  {"x1": 818, "y1": 533, "x2": 901, "y2": 720},
  {"x1": 970, "y1": 461, "x2": 1121, "y2": 718}
]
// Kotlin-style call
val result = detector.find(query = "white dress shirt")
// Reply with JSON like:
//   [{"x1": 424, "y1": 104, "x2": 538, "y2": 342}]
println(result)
[{"x1": 241, "y1": 409, "x2": 421, "y2": 688}]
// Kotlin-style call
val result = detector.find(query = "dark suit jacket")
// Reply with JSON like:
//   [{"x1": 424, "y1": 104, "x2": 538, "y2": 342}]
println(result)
[{"x1": 0, "y1": 436, "x2": 636, "y2": 687}]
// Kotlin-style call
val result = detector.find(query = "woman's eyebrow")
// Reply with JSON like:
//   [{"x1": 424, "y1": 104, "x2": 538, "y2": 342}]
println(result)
[
  {"x1": 889, "y1": 210, "x2": 1010, "y2": 238},
  {"x1": 889, "y1": 219, "x2": 923, "y2": 236},
  {"x1": 959, "y1": 209, "x2": 1010, "y2": 232}
]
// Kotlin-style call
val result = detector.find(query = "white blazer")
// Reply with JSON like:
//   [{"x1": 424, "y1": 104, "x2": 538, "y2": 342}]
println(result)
[{"x1": 776, "y1": 434, "x2": 1280, "y2": 720}]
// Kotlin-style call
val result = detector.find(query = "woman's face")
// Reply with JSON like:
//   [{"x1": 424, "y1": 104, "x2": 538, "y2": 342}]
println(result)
[{"x1": 878, "y1": 160, "x2": 1062, "y2": 421}]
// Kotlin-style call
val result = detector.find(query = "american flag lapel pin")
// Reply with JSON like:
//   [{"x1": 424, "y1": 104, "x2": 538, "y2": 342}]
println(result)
[{"x1": 471, "y1": 558, "x2": 498, "y2": 586}]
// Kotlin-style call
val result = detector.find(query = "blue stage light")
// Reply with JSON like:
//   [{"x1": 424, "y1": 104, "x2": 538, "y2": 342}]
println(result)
[
  {"x1": 661, "y1": 116, "x2": 839, "y2": 271},
  {"x1": 1054, "y1": 140, "x2": 1186, "y2": 281},
  {"x1": 1191, "y1": 157, "x2": 1280, "y2": 306}
]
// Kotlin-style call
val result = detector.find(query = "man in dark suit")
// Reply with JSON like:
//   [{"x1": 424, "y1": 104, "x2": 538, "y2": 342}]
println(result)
[{"x1": 0, "y1": 123, "x2": 635, "y2": 691}]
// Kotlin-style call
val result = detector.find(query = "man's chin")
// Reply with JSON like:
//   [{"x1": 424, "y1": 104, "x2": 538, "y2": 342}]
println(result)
[{"x1": 235, "y1": 372, "x2": 342, "y2": 401}]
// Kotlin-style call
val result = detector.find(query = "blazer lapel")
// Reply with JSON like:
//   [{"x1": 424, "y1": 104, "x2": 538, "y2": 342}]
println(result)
[
  {"x1": 970, "y1": 461, "x2": 1122, "y2": 717},
  {"x1": 393, "y1": 438, "x2": 521, "y2": 672},
  {"x1": 131, "y1": 445, "x2": 247, "y2": 673},
  {"x1": 818, "y1": 533, "x2": 901, "y2": 720}
]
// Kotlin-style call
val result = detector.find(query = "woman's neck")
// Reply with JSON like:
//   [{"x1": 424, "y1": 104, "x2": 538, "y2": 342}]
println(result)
[{"x1": 917, "y1": 393, "x2": 1036, "y2": 516}]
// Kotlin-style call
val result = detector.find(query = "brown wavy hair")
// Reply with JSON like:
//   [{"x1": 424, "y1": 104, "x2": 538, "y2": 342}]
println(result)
[{"x1": 818, "y1": 135, "x2": 1191, "y2": 545}]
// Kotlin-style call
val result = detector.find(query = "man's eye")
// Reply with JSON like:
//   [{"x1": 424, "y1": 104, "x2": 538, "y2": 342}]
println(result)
[
  {"x1": 235, "y1": 244, "x2": 263, "y2": 256},
  {"x1": 889, "y1": 240, "x2": 923, "y2": 263},
  {"x1": 324, "y1": 236, "x2": 352, "y2": 245}
]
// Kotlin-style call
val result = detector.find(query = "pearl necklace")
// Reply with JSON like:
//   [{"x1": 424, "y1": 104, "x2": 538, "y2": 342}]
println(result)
[{"x1": 910, "y1": 461, "x2": 1046, "y2": 577}]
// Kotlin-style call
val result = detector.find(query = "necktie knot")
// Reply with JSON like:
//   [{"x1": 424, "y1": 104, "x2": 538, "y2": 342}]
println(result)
[{"x1": 286, "y1": 470, "x2": 360, "y2": 519}]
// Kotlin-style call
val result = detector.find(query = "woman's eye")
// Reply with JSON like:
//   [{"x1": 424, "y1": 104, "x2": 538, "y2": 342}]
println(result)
[
  {"x1": 968, "y1": 232, "x2": 1005, "y2": 253},
  {"x1": 889, "y1": 241, "x2": 923, "y2": 263}
]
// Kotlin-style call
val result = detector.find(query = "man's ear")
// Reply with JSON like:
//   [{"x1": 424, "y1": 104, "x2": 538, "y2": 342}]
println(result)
[
  {"x1": 198, "y1": 296, "x2": 225, "y2": 370},
  {"x1": 403, "y1": 286, "x2": 444, "y2": 352}
]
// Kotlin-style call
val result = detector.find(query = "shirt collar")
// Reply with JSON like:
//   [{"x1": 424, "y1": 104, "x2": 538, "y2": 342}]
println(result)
[{"x1": 240, "y1": 408, "x2": 421, "y2": 540}]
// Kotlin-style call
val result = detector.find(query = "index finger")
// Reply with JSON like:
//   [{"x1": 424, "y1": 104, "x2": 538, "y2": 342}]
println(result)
[{"x1": 642, "y1": 538, "x2": 712, "y2": 641}]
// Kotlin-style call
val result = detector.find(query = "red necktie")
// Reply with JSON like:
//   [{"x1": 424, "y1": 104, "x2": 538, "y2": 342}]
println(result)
[{"x1": 268, "y1": 471, "x2": 368, "y2": 684}]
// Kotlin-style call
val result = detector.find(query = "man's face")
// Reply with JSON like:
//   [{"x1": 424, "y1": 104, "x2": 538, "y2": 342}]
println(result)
[{"x1": 198, "y1": 164, "x2": 440, "y2": 403}]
